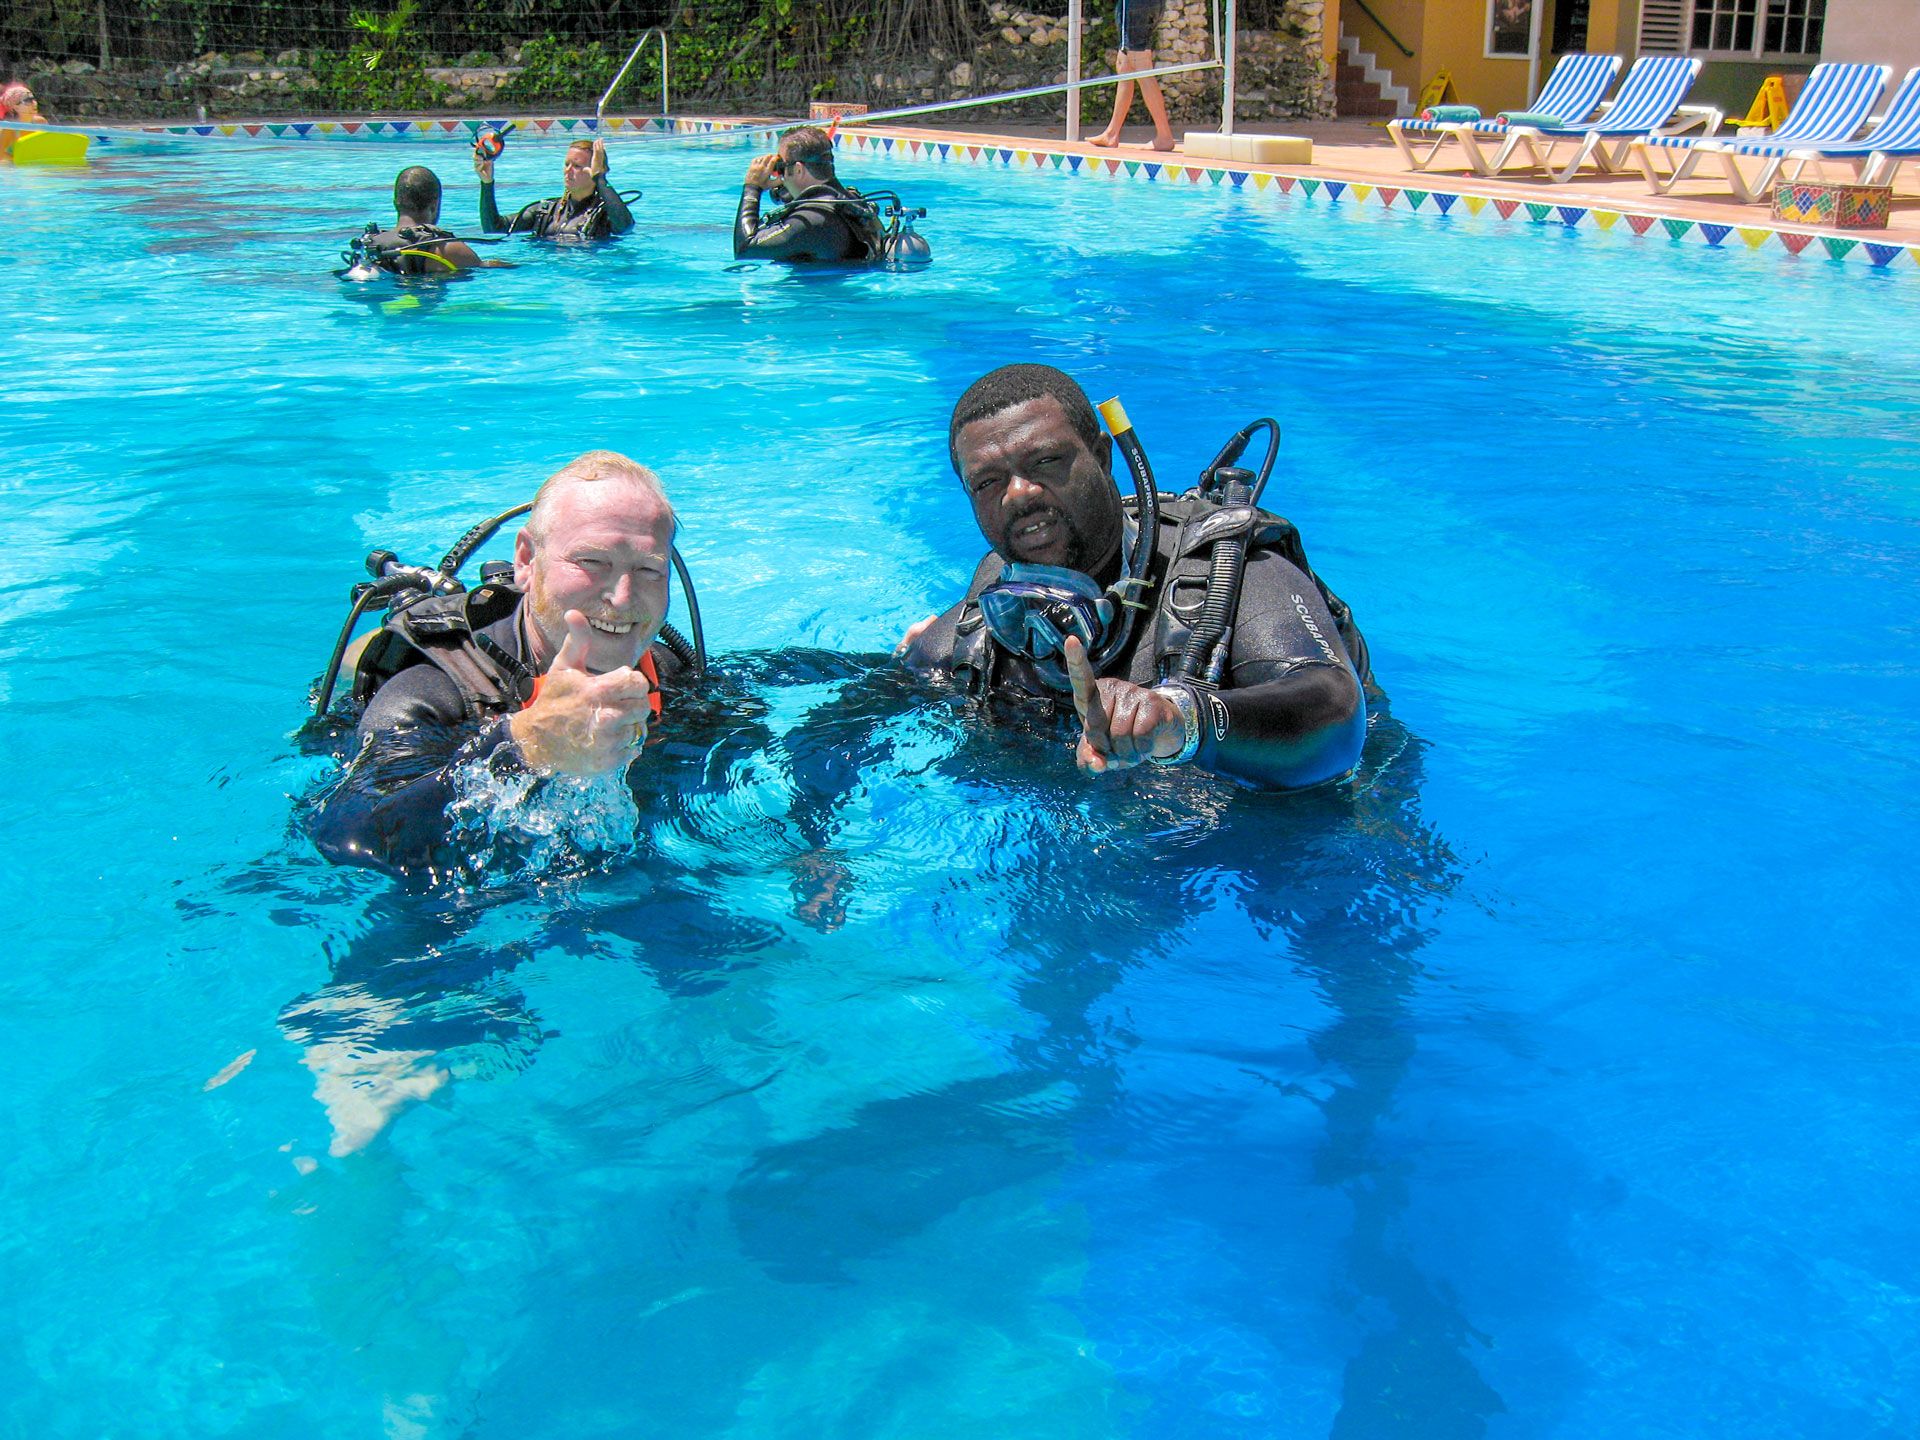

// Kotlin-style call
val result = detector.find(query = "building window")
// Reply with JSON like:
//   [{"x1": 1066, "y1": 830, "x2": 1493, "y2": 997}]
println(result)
[
  {"x1": 1487, "y1": 0, "x2": 1534, "y2": 57},
  {"x1": 1689, "y1": 0, "x2": 1824, "y2": 57}
]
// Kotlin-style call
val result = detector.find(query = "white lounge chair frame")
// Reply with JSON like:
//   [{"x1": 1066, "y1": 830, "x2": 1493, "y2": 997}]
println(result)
[
  {"x1": 1784, "y1": 67, "x2": 1920, "y2": 192},
  {"x1": 1491, "y1": 56, "x2": 1719, "y2": 182},
  {"x1": 1631, "y1": 62, "x2": 1891, "y2": 202},
  {"x1": 1388, "y1": 53, "x2": 1621, "y2": 177}
]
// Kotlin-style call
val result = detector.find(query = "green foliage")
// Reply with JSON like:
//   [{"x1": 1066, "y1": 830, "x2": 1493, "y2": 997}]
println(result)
[
  {"x1": 498, "y1": 35, "x2": 619, "y2": 104},
  {"x1": 309, "y1": 3, "x2": 445, "y2": 111}
]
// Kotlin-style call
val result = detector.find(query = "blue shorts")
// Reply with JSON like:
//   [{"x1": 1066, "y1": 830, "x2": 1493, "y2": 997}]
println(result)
[{"x1": 1117, "y1": 0, "x2": 1163, "y2": 52}]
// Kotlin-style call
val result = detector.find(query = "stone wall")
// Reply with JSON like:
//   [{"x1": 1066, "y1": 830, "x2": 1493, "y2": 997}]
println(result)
[
  {"x1": 18, "y1": 8, "x2": 1331, "y2": 123},
  {"x1": 851, "y1": 0, "x2": 1332, "y2": 123}
]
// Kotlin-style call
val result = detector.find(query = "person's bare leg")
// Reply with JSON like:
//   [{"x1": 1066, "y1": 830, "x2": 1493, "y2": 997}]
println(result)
[
  {"x1": 1134, "y1": 50, "x2": 1176, "y2": 149},
  {"x1": 1094, "y1": 53, "x2": 1137, "y2": 146}
]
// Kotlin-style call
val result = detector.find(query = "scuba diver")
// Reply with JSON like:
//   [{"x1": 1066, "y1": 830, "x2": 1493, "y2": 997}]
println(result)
[
  {"x1": 341, "y1": 166, "x2": 509, "y2": 280},
  {"x1": 475, "y1": 136, "x2": 635, "y2": 242},
  {"x1": 734, "y1": 125, "x2": 930, "y2": 267},
  {"x1": 307, "y1": 450, "x2": 705, "y2": 873},
  {"x1": 900, "y1": 363, "x2": 1374, "y2": 791}
]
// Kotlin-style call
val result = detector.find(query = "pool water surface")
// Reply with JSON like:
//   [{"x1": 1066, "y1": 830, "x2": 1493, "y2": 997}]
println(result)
[{"x1": 3, "y1": 129, "x2": 1919, "y2": 1438}]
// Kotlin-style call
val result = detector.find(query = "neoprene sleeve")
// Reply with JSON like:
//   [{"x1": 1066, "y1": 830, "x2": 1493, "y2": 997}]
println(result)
[{"x1": 732, "y1": 186, "x2": 859, "y2": 261}]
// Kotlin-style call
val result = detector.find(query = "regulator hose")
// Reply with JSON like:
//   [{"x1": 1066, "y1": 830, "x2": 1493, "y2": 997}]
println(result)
[{"x1": 1177, "y1": 465, "x2": 1257, "y2": 683}]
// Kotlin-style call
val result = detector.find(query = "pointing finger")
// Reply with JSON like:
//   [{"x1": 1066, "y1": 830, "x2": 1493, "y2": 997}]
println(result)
[{"x1": 1064, "y1": 637, "x2": 1112, "y2": 772}]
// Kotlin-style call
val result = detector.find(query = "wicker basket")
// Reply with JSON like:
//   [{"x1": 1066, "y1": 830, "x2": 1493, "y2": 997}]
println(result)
[{"x1": 1771, "y1": 180, "x2": 1893, "y2": 230}]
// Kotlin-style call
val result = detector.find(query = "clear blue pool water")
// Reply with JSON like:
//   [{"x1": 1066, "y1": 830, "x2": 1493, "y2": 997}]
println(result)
[{"x1": 4, "y1": 129, "x2": 1920, "y2": 1438}]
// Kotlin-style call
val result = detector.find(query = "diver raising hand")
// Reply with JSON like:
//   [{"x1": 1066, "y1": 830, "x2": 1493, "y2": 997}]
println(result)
[
  {"x1": 508, "y1": 610, "x2": 654, "y2": 775},
  {"x1": 1064, "y1": 635, "x2": 1185, "y2": 774}
]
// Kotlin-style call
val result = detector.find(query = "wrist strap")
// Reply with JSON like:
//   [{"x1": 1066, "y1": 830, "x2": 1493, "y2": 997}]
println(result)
[{"x1": 1149, "y1": 683, "x2": 1202, "y2": 767}]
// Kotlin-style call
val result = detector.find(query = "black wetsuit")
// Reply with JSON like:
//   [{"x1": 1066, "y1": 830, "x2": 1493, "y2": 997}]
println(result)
[
  {"x1": 479, "y1": 178, "x2": 634, "y2": 240},
  {"x1": 905, "y1": 517, "x2": 1371, "y2": 791},
  {"x1": 312, "y1": 599, "x2": 681, "y2": 874},
  {"x1": 733, "y1": 181, "x2": 879, "y2": 263}
]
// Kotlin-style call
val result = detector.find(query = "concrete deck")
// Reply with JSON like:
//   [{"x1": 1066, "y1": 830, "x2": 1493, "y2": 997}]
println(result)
[{"x1": 880, "y1": 115, "x2": 1920, "y2": 246}]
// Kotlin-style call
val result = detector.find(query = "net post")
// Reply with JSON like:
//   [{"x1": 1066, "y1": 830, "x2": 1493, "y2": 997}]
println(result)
[
  {"x1": 1067, "y1": 0, "x2": 1084, "y2": 142},
  {"x1": 1222, "y1": 0, "x2": 1238, "y2": 136}
]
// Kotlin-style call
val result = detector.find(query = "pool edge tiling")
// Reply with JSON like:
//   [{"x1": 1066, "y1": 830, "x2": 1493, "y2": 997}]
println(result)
[{"x1": 98, "y1": 111, "x2": 1920, "y2": 278}]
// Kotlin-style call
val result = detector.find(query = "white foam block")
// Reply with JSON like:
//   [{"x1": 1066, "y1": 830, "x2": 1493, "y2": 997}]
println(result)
[{"x1": 1182, "y1": 132, "x2": 1313, "y2": 164}]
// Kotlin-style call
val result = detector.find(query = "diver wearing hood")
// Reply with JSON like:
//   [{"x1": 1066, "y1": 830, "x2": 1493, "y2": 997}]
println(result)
[{"x1": 900, "y1": 364, "x2": 1372, "y2": 791}]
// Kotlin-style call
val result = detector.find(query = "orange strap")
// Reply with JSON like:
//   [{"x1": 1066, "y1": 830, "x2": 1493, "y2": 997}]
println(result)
[{"x1": 526, "y1": 648, "x2": 663, "y2": 717}]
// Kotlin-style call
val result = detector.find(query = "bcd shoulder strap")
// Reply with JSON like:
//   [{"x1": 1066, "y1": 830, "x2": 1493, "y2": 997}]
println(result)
[{"x1": 349, "y1": 583, "x2": 531, "y2": 722}]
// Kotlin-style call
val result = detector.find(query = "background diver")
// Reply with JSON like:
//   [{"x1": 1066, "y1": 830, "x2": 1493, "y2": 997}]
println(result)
[
  {"x1": 475, "y1": 136, "x2": 634, "y2": 241},
  {"x1": 345, "y1": 165, "x2": 510, "y2": 278},
  {"x1": 734, "y1": 124, "x2": 927, "y2": 265}
]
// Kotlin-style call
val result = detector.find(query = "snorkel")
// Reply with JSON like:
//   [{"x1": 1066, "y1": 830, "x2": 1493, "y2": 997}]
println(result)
[{"x1": 976, "y1": 397, "x2": 1160, "y2": 692}]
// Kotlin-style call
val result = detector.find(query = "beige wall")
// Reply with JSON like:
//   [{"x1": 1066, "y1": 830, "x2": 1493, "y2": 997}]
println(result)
[
  {"x1": 1413, "y1": 0, "x2": 1535, "y2": 110},
  {"x1": 1822, "y1": 0, "x2": 1920, "y2": 73}
]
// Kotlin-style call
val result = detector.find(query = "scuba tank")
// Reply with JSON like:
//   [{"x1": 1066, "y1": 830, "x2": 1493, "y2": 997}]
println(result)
[
  {"x1": 310, "y1": 503, "x2": 708, "y2": 720},
  {"x1": 878, "y1": 198, "x2": 931, "y2": 268}
]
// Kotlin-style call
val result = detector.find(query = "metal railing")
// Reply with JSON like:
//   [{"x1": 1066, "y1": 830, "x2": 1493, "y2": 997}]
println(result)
[
  {"x1": 1348, "y1": 0, "x2": 1414, "y2": 58},
  {"x1": 598, "y1": 28, "x2": 669, "y2": 120}
]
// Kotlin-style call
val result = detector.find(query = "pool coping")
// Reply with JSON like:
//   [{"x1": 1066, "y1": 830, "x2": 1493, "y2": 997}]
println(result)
[{"x1": 110, "y1": 111, "x2": 1920, "y2": 277}]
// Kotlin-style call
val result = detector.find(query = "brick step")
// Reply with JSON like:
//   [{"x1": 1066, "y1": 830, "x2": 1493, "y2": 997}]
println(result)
[{"x1": 1335, "y1": 83, "x2": 1399, "y2": 116}]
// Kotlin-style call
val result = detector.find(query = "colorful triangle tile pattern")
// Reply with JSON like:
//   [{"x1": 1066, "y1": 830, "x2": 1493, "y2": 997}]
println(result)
[{"x1": 120, "y1": 113, "x2": 1916, "y2": 283}]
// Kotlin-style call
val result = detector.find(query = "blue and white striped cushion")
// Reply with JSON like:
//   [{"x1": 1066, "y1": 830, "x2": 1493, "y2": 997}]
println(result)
[
  {"x1": 1781, "y1": 66, "x2": 1920, "y2": 157},
  {"x1": 1396, "y1": 53, "x2": 1619, "y2": 136},
  {"x1": 1728, "y1": 62, "x2": 1888, "y2": 154}
]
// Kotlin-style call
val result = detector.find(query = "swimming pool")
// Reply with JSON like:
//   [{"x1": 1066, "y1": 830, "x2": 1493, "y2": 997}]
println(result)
[{"x1": 5, "y1": 128, "x2": 1920, "y2": 1437}]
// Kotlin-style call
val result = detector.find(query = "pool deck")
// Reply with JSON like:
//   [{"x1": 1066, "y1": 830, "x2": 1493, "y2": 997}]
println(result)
[{"x1": 866, "y1": 115, "x2": 1920, "y2": 247}]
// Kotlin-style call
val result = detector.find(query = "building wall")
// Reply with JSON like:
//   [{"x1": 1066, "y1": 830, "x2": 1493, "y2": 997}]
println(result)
[
  {"x1": 1822, "y1": 0, "x2": 1920, "y2": 73},
  {"x1": 1416, "y1": 0, "x2": 1535, "y2": 110}
]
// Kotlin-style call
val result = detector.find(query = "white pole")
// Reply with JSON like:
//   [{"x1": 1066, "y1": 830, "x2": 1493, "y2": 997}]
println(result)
[
  {"x1": 1222, "y1": 0, "x2": 1238, "y2": 135},
  {"x1": 1067, "y1": 0, "x2": 1084, "y2": 142},
  {"x1": 1525, "y1": 0, "x2": 1545, "y2": 105}
]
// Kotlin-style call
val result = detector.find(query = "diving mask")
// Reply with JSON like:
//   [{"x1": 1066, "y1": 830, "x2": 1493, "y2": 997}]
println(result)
[{"x1": 977, "y1": 563, "x2": 1124, "y2": 692}]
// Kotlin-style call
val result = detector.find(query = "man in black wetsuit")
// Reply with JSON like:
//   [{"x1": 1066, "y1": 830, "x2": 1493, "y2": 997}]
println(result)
[
  {"x1": 734, "y1": 125, "x2": 882, "y2": 263},
  {"x1": 361, "y1": 166, "x2": 503, "y2": 275},
  {"x1": 475, "y1": 136, "x2": 634, "y2": 241},
  {"x1": 314, "y1": 450, "x2": 680, "y2": 872},
  {"x1": 901, "y1": 364, "x2": 1371, "y2": 790}
]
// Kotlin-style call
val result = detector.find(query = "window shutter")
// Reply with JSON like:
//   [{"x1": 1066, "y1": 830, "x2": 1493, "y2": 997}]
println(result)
[{"x1": 1638, "y1": 0, "x2": 1688, "y2": 51}]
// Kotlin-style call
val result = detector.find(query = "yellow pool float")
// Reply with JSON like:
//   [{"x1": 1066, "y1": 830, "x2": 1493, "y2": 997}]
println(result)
[{"x1": 5, "y1": 129, "x2": 92, "y2": 165}]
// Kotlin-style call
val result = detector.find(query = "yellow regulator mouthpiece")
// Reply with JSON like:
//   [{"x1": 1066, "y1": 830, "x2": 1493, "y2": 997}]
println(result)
[{"x1": 1097, "y1": 397, "x2": 1133, "y2": 437}]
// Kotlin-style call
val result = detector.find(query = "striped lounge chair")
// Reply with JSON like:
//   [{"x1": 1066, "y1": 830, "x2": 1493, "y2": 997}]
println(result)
[
  {"x1": 1784, "y1": 67, "x2": 1920, "y2": 191},
  {"x1": 1488, "y1": 55, "x2": 1716, "y2": 182},
  {"x1": 1631, "y1": 61, "x2": 1891, "y2": 202},
  {"x1": 1388, "y1": 53, "x2": 1621, "y2": 177}
]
